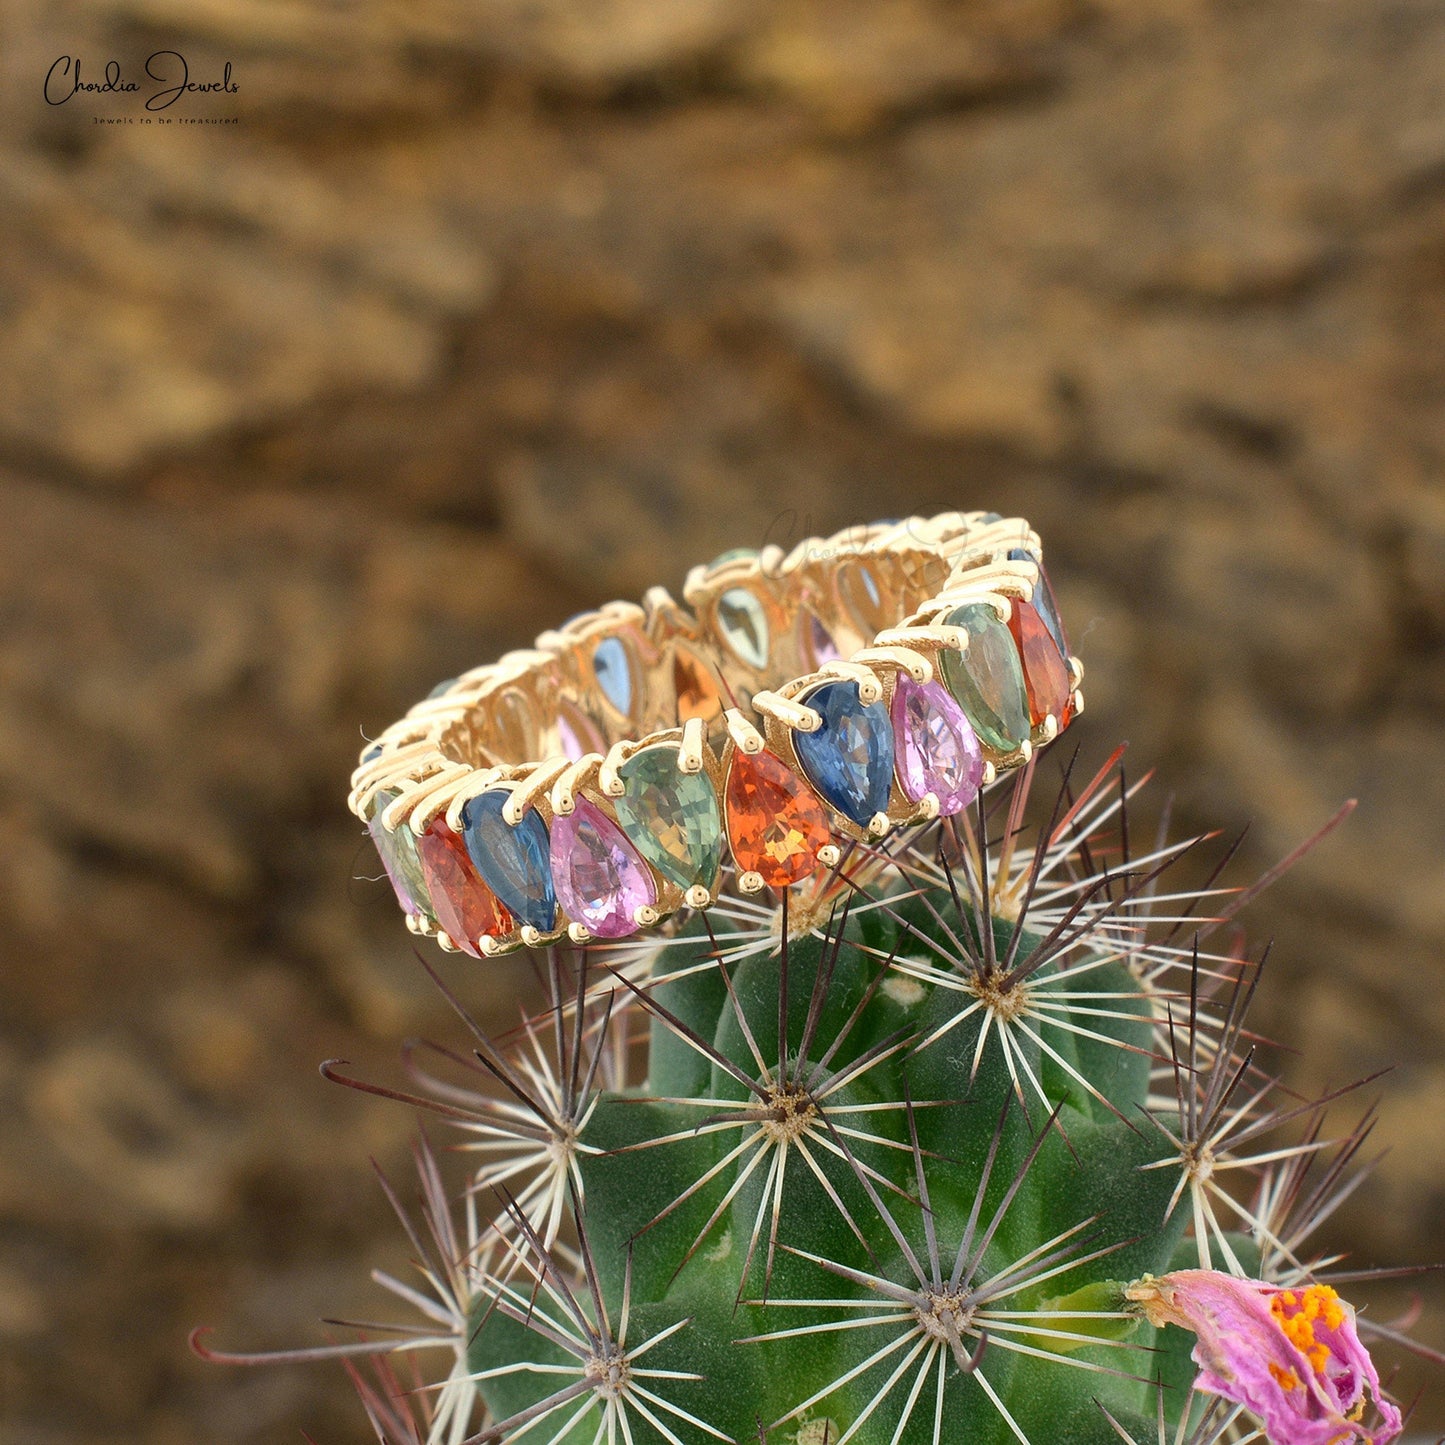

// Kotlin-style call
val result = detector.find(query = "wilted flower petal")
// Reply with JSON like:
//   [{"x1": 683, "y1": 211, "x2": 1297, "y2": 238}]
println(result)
[{"x1": 1126, "y1": 1270, "x2": 1402, "y2": 1445}]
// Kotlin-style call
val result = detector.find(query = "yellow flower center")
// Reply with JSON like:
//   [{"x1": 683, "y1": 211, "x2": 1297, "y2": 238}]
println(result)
[
  {"x1": 1270, "y1": 1285, "x2": 1345, "y2": 1377},
  {"x1": 1269, "y1": 1362, "x2": 1300, "y2": 1391}
]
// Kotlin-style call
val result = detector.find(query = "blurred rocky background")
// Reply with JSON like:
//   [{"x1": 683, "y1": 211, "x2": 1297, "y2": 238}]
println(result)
[{"x1": 1, "y1": 0, "x2": 1443, "y2": 1438}]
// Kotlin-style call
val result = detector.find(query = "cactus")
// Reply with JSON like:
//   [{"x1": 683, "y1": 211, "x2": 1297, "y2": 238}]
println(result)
[{"x1": 197, "y1": 749, "x2": 1421, "y2": 1444}]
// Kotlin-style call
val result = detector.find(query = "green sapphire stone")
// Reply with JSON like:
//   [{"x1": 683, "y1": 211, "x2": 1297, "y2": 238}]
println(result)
[
  {"x1": 367, "y1": 787, "x2": 434, "y2": 922},
  {"x1": 716, "y1": 587, "x2": 770, "y2": 669},
  {"x1": 614, "y1": 745, "x2": 723, "y2": 891},
  {"x1": 940, "y1": 602, "x2": 1031, "y2": 755},
  {"x1": 709, "y1": 547, "x2": 759, "y2": 568}
]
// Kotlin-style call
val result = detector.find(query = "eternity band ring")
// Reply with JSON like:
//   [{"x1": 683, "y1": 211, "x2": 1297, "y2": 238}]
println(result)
[{"x1": 349, "y1": 512, "x2": 1083, "y2": 957}]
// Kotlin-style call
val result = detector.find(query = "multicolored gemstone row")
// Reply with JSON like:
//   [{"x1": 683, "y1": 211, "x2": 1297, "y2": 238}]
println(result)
[{"x1": 365, "y1": 551, "x2": 1075, "y2": 954}]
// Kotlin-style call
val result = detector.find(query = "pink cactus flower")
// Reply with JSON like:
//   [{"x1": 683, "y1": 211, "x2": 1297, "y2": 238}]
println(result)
[{"x1": 1126, "y1": 1271, "x2": 1402, "y2": 1445}]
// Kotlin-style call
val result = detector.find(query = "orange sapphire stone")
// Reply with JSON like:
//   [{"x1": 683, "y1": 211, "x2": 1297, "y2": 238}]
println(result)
[
  {"x1": 724, "y1": 747, "x2": 831, "y2": 887},
  {"x1": 418, "y1": 818, "x2": 513, "y2": 955},
  {"x1": 1009, "y1": 598, "x2": 1073, "y2": 730},
  {"x1": 674, "y1": 650, "x2": 723, "y2": 724}
]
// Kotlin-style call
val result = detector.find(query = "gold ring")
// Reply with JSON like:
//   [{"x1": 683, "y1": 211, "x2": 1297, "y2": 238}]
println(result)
[{"x1": 349, "y1": 513, "x2": 1082, "y2": 956}]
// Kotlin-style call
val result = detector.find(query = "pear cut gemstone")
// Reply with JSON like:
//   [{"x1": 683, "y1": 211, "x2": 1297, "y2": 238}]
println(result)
[
  {"x1": 841, "y1": 562, "x2": 886, "y2": 631},
  {"x1": 890, "y1": 675, "x2": 983, "y2": 815},
  {"x1": 556, "y1": 713, "x2": 586, "y2": 762},
  {"x1": 592, "y1": 637, "x2": 633, "y2": 716},
  {"x1": 1009, "y1": 548, "x2": 1070, "y2": 659},
  {"x1": 367, "y1": 788, "x2": 431, "y2": 920},
  {"x1": 1009, "y1": 597, "x2": 1073, "y2": 729},
  {"x1": 556, "y1": 706, "x2": 605, "y2": 762},
  {"x1": 417, "y1": 819, "x2": 513, "y2": 954},
  {"x1": 806, "y1": 612, "x2": 842, "y2": 666},
  {"x1": 459, "y1": 790, "x2": 557, "y2": 933},
  {"x1": 793, "y1": 681, "x2": 895, "y2": 826},
  {"x1": 940, "y1": 603, "x2": 1031, "y2": 755},
  {"x1": 725, "y1": 747, "x2": 831, "y2": 887},
  {"x1": 710, "y1": 547, "x2": 758, "y2": 568},
  {"x1": 716, "y1": 588, "x2": 769, "y2": 669},
  {"x1": 674, "y1": 650, "x2": 723, "y2": 723},
  {"x1": 550, "y1": 799, "x2": 656, "y2": 939},
  {"x1": 614, "y1": 746, "x2": 722, "y2": 891}
]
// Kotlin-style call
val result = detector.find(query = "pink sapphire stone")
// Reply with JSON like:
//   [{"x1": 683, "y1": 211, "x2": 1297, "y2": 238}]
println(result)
[
  {"x1": 891, "y1": 675, "x2": 984, "y2": 815},
  {"x1": 808, "y1": 613, "x2": 842, "y2": 665},
  {"x1": 550, "y1": 798, "x2": 657, "y2": 939}
]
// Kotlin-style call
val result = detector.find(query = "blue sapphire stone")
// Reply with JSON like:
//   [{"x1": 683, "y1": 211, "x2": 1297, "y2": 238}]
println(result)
[
  {"x1": 459, "y1": 790, "x2": 557, "y2": 932},
  {"x1": 794, "y1": 681, "x2": 894, "y2": 826},
  {"x1": 1008, "y1": 546, "x2": 1069, "y2": 658},
  {"x1": 592, "y1": 637, "x2": 633, "y2": 716}
]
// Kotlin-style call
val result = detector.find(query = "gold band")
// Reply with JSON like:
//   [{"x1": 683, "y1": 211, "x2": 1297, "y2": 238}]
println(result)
[{"x1": 350, "y1": 513, "x2": 1082, "y2": 956}]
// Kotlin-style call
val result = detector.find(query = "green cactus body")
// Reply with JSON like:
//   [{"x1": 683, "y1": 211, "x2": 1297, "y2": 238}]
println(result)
[{"x1": 199, "y1": 754, "x2": 1413, "y2": 1445}]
